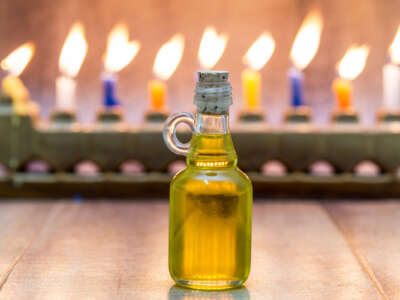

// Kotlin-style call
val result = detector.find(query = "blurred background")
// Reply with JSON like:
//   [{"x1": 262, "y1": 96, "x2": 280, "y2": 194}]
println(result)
[{"x1": 1, "y1": 0, "x2": 399, "y2": 125}]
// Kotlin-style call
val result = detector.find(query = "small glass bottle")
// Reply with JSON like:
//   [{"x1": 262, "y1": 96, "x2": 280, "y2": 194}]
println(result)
[{"x1": 163, "y1": 71, "x2": 252, "y2": 290}]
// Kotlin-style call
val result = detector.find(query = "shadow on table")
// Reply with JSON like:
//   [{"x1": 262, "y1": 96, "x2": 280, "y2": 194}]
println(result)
[{"x1": 168, "y1": 285, "x2": 250, "y2": 299}]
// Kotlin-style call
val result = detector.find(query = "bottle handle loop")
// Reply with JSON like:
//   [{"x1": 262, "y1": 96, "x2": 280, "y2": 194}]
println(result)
[{"x1": 163, "y1": 112, "x2": 195, "y2": 156}]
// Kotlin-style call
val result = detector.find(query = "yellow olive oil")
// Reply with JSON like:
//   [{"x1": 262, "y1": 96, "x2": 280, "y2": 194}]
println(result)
[{"x1": 169, "y1": 133, "x2": 252, "y2": 290}]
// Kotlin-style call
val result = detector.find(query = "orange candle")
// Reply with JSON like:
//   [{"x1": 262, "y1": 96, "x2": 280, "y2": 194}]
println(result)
[
  {"x1": 332, "y1": 78, "x2": 352, "y2": 111},
  {"x1": 333, "y1": 45, "x2": 370, "y2": 112},
  {"x1": 148, "y1": 79, "x2": 167, "y2": 110}
]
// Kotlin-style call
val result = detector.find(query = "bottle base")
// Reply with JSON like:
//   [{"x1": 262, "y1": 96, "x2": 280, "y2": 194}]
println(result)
[{"x1": 174, "y1": 279, "x2": 245, "y2": 290}]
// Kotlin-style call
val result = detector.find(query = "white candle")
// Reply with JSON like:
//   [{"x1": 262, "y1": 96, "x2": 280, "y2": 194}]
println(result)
[
  {"x1": 383, "y1": 26, "x2": 400, "y2": 111},
  {"x1": 56, "y1": 22, "x2": 88, "y2": 113},
  {"x1": 383, "y1": 63, "x2": 400, "y2": 110},
  {"x1": 56, "y1": 76, "x2": 76, "y2": 111}
]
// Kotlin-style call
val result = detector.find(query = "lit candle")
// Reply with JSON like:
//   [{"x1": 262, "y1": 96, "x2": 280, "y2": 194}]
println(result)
[
  {"x1": 56, "y1": 23, "x2": 88, "y2": 112},
  {"x1": 242, "y1": 33, "x2": 275, "y2": 110},
  {"x1": 198, "y1": 27, "x2": 228, "y2": 70},
  {"x1": 103, "y1": 23, "x2": 140, "y2": 109},
  {"x1": 289, "y1": 10, "x2": 323, "y2": 108},
  {"x1": 383, "y1": 26, "x2": 400, "y2": 110},
  {"x1": 332, "y1": 45, "x2": 369, "y2": 111},
  {"x1": 149, "y1": 34, "x2": 184, "y2": 111},
  {"x1": 0, "y1": 43, "x2": 36, "y2": 114}
]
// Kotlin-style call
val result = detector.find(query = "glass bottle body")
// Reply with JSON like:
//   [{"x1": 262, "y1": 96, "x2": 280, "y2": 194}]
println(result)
[{"x1": 168, "y1": 113, "x2": 252, "y2": 290}]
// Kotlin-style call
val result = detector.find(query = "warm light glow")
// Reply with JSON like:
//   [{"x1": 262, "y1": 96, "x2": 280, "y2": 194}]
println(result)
[
  {"x1": 243, "y1": 32, "x2": 275, "y2": 70},
  {"x1": 198, "y1": 27, "x2": 228, "y2": 69},
  {"x1": 290, "y1": 10, "x2": 323, "y2": 70},
  {"x1": 337, "y1": 45, "x2": 369, "y2": 80},
  {"x1": 104, "y1": 23, "x2": 141, "y2": 73},
  {"x1": 1, "y1": 43, "x2": 35, "y2": 76},
  {"x1": 153, "y1": 34, "x2": 185, "y2": 81},
  {"x1": 59, "y1": 23, "x2": 88, "y2": 77},
  {"x1": 196, "y1": 161, "x2": 228, "y2": 167},
  {"x1": 389, "y1": 26, "x2": 400, "y2": 64}
]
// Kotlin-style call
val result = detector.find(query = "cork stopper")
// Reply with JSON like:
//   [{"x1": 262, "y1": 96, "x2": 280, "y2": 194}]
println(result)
[{"x1": 194, "y1": 71, "x2": 232, "y2": 114}]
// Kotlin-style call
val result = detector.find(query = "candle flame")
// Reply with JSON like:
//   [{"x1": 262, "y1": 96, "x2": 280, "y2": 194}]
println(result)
[
  {"x1": 243, "y1": 32, "x2": 275, "y2": 71},
  {"x1": 153, "y1": 34, "x2": 185, "y2": 80},
  {"x1": 104, "y1": 23, "x2": 141, "y2": 73},
  {"x1": 1, "y1": 43, "x2": 35, "y2": 76},
  {"x1": 59, "y1": 23, "x2": 88, "y2": 77},
  {"x1": 389, "y1": 26, "x2": 400, "y2": 64},
  {"x1": 198, "y1": 27, "x2": 228, "y2": 69},
  {"x1": 290, "y1": 10, "x2": 323, "y2": 70},
  {"x1": 337, "y1": 45, "x2": 369, "y2": 80}
]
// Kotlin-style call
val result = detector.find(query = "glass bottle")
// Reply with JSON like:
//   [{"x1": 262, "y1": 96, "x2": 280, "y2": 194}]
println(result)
[{"x1": 163, "y1": 71, "x2": 252, "y2": 290}]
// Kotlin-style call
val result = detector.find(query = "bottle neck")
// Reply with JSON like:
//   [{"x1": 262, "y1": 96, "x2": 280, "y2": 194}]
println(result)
[
  {"x1": 187, "y1": 112, "x2": 237, "y2": 168},
  {"x1": 195, "y1": 112, "x2": 230, "y2": 135}
]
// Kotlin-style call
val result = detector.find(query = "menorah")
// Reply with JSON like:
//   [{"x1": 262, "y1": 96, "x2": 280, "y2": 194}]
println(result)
[{"x1": 1, "y1": 95, "x2": 400, "y2": 198}]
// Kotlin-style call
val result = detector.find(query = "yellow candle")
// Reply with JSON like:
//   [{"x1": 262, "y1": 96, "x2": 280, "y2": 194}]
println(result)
[
  {"x1": 148, "y1": 79, "x2": 167, "y2": 110},
  {"x1": 332, "y1": 78, "x2": 352, "y2": 111},
  {"x1": 242, "y1": 69, "x2": 261, "y2": 109},
  {"x1": 2, "y1": 75, "x2": 29, "y2": 104},
  {"x1": 1, "y1": 42, "x2": 37, "y2": 115}
]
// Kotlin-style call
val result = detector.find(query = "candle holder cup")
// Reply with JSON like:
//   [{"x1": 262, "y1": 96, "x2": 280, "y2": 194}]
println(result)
[
  {"x1": 377, "y1": 109, "x2": 400, "y2": 123},
  {"x1": 331, "y1": 109, "x2": 358, "y2": 123},
  {"x1": 238, "y1": 108, "x2": 265, "y2": 122},
  {"x1": 51, "y1": 110, "x2": 76, "y2": 124},
  {"x1": 285, "y1": 106, "x2": 311, "y2": 123},
  {"x1": 144, "y1": 108, "x2": 169, "y2": 123},
  {"x1": 97, "y1": 107, "x2": 123, "y2": 123},
  {"x1": 0, "y1": 95, "x2": 13, "y2": 113}
]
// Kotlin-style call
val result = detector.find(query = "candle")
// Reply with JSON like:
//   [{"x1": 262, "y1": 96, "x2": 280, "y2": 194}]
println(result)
[
  {"x1": 149, "y1": 34, "x2": 184, "y2": 111},
  {"x1": 242, "y1": 69, "x2": 261, "y2": 109},
  {"x1": 56, "y1": 23, "x2": 88, "y2": 112},
  {"x1": 332, "y1": 78, "x2": 351, "y2": 111},
  {"x1": 198, "y1": 27, "x2": 228, "y2": 70},
  {"x1": 148, "y1": 80, "x2": 167, "y2": 110},
  {"x1": 242, "y1": 33, "x2": 275, "y2": 109},
  {"x1": 0, "y1": 42, "x2": 35, "y2": 114},
  {"x1": 289, "y1": 10, "x2": 323, "y2": 108},
  {"x1": 103, "y1": 23, "x2": 140, "y2": 109},
  {"x1": 102, "y1": 72, "x2": 120, "y2": 108},
  {"x1": 288, "y1": 67, "x2": 304, "y2": 107},
  {"x1": 332, "y1": 45, "x2": 369, "y2": 112},
  {"x1": 383, "y1": 26, "x2": 400, "y2": 110}
]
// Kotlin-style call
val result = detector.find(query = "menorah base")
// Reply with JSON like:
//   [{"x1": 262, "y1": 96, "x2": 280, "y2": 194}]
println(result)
[
  {"x1": 239, "y1": 109, "x2": 265, "y2": 122},
  {"x1": 285, "y1": 106, "x2": 311, "y2": 123},
  {"x1": 145, "y1": 109, "x2": 169, "y2": 122},
  {"x1": 377, "y1": 110, "x2": 400, "y2": 122},
  {"x1": 331, "y1": 110, "x2": 358, "y2": 123},
  {"x1": 97, "y1": 108, "x2": 123, "y2": 123}
]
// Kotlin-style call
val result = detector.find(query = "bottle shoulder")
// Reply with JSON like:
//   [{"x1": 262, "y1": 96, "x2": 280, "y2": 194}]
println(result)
[{"x1": 171, "y1": 166, "x2": 252, "y2": 193}]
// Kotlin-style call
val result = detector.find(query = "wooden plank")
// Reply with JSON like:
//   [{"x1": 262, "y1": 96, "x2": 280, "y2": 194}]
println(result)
[
  {"x1": 325, "y1": 201, "x2": 400, "y2": 300},
  {"x1": 249, "y1": 202, "x2": 382, "y2": 299},
  {"x1": 0, "y1": 202, "x2": 55, "y2": 288},
  {"x1": 0, "y1": 201, "x2": 171, "y2": 300},
  {"x1": 0, "y1": 201, "x2": 383, "y2": 299}
]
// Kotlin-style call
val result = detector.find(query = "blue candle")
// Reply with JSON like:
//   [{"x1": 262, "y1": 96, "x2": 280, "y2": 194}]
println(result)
[
  {"x1": 102, "y1": 72, "x2": 120, "y2": 108},
  {"x1": 288, "y1": 67, "x2": 304, "y2": 107}
]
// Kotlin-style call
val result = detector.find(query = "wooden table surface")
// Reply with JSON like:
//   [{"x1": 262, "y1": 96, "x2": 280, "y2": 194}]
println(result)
[{"x1": 0, "y1": 200, "x2": 399, "y2": 300}]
